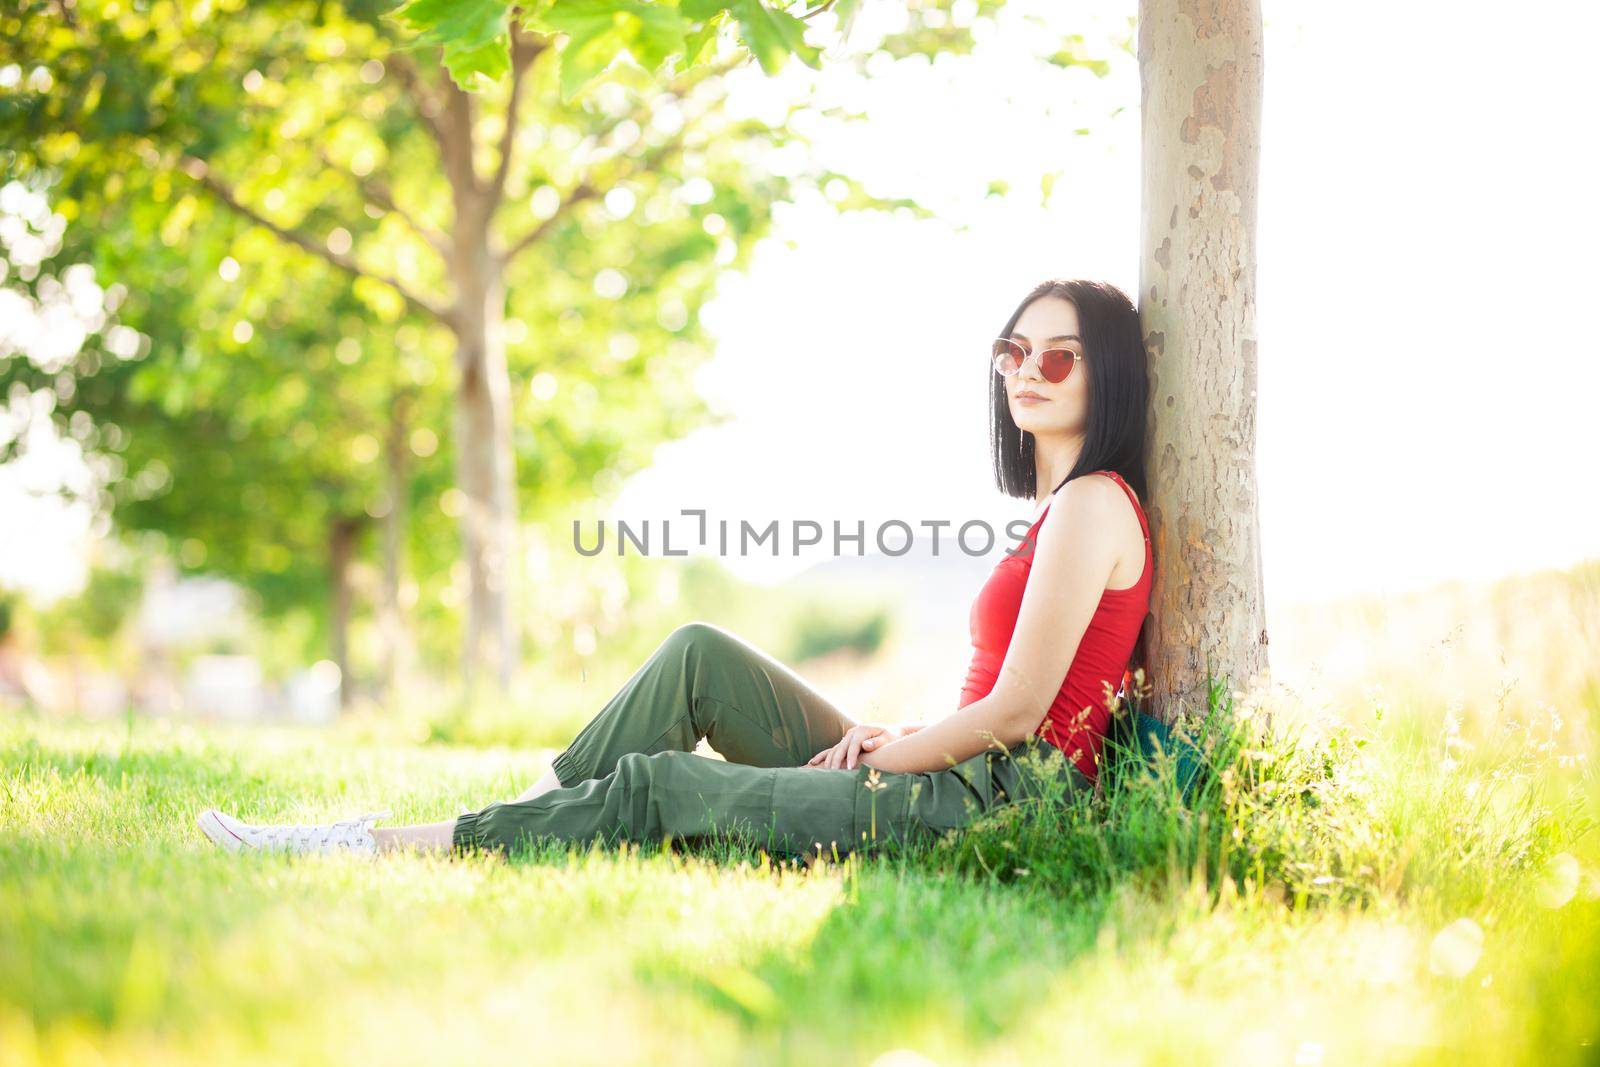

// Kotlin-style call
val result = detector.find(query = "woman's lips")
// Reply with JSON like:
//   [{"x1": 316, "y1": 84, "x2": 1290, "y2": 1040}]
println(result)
[{"x1": 1013, "y1": 391, "x2": 1049, "y2": 405}]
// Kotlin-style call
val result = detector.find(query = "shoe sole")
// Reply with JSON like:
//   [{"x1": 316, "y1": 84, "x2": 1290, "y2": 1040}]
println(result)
[{"x1": 197, "y1": 809, "x2": 247, "y2": 853}]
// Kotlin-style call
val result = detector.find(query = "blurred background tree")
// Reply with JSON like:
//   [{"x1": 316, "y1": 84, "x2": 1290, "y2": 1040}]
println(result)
[{"x1": 0, "y1": 0, "x2": 1071, "y2": 718}]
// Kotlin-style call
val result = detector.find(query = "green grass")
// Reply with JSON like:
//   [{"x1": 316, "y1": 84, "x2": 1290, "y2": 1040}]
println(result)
[{"x1": 2, "y1": 679, "x2": 1598, "y2": 1066}]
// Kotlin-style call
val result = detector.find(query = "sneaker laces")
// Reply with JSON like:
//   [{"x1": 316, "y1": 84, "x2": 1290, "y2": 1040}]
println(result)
[{"x1": 252, "y1": 809, "x2": 392, "y2": 854}]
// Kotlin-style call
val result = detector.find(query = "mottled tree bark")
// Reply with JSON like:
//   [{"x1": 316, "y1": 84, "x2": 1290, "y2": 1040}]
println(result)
[{"x1": 1137, "y1": 0, "x2": 1267, "y2": 720}]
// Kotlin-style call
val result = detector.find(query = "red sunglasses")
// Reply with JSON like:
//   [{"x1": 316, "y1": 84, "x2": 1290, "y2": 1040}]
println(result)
[{"x1": 991, "y1": 336, "x2": 1083, "y2": 384}]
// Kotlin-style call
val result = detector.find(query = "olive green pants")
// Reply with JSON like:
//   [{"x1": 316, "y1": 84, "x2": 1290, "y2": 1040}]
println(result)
[{"x1": 451, "y1": 621, "x2": 1089, "y2": 860}]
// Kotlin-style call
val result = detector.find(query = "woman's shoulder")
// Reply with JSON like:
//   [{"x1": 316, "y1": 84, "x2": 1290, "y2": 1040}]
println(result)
[
  {"x1": 1032, "y1": 472, "x2": 1143, "y2": 566},
  {"x1": 1079, "y1": 468, "x2": 1134, "y2": 496},
  {"x1": 1074, "y1": 470, "x2": 1145, "y2": 524},
  {"x1": 1048, "y1": 469, "x2": 1130, "y2": 510}
]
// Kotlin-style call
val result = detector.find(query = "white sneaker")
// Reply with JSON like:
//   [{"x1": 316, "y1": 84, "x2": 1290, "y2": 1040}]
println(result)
[{"x1": 196, "y1": 807, "x2": 391, "y2": 858}]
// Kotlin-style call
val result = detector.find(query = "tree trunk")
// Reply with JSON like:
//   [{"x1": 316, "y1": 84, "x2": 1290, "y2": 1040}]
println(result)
[
  {"x1": 451, "y1": 263, "x2": 520, "y2": 700},
  {"x1": 417, "y1": 44, "x2": 545, "y2": 704},
  {"x1": 328, "y1": 515, "x2": 363, "y2": 711},
  {"x1": 443, "y1": 126, "x2": 520, "y2": 702},
  {"x1": 1137, "y1": 0, "x2": 1267, "y2": 722},
  {"x1": 379, "y1": 388, "x2": 416, "y2": 710}
]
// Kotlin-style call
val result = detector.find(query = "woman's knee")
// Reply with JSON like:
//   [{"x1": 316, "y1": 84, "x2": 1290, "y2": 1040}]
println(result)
[
  {"x1": 666, "y1": 620, "x2": 723, "y2": 647},
  {"x1": 613, "y1": 749, "x2": 656, "y2": 782},
  {"x1": 662, "y1": 620, "x2": 746, "y2": 661},
  {"x1": 613, "y1": 748, "x2": 689, "y2": 790},
  {"x1": 610, "y1": 751, "x2": 670, "y2": 830}
]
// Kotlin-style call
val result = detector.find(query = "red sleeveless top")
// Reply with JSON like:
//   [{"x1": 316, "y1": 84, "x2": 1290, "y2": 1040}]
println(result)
[{"x1": 958, "y1": 469, "x2": 1153, "y2": 783}]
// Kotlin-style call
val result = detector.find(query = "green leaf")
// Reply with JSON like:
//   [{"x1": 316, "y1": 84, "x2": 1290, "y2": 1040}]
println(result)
[
  {"x1": 444, "y1": 36, "x2": 513, "y2": 88},
  {"x1": 535, "y1": 1, "x2": 621, "y2": 49},
  {"x1": 626, "y1": 3, "x2": 693, "y2": 72},
  {"x1": 830, "y1": 0, "x2": 864, "y2": 42},
  {"x1": 534, "y1": 1, "x2": 629, "y2": 102},
  {"x1": 535, "y1": 0, "x2": 691, "y2": 103},
  {"x1": 388, "y1": 0, "x2": 513, "y2": 90},
  {"x1": 390, "y1": 0, "x2": 508, "y2": 52},
  {"x1": 675, "y1": 13, "x2": 725, "y2": 72},
  {"x1": 728, "y1": 0, "x2": 821, "y2": 74}
]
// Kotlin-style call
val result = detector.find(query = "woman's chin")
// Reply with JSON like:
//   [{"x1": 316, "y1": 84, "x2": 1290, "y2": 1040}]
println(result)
[{"x1": 1012, "y1": 411, "x2": 1064, "y2": 435}]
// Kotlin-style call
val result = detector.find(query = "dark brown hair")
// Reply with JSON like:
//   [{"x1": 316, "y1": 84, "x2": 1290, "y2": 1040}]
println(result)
[{"x1": 988, "y1": 278, "x2": 1153, "y2": 682}]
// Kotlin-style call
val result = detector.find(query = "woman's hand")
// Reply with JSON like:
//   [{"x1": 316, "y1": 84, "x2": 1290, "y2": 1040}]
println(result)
[{"x1": 806, "y1": 722, "x2": 929, "y2": 770}]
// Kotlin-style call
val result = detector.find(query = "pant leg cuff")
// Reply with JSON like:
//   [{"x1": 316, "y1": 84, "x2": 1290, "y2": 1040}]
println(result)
[
  {"x1": 549, "y1": 748, "x2": 583, "y2": 790},
  {"x1": 452, "y1": 807, "x2": 494, "y2": 854}
]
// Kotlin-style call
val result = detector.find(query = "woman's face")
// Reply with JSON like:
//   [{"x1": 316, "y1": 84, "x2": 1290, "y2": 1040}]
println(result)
[{"x1": 1003, "y1": 295, "x2": 1088, "y2": 438}]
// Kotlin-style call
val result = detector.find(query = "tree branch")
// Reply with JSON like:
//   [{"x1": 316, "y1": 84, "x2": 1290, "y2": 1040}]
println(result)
[
  {"x1": 436, "y1": 67, "x2": 481, "y2": 198},
  {"x1": 180, "y1": 154, "x2": 456, "y2": 330},
  {"x1": 496, "y1": 182, "x2": 599, "y2": 268},
  {"x1": 389, "y1": 46, "x2": 481, "y2": 243},
  {"x1": 497, "y1": 129, "x2": 699, "y2": 268},
  {"x1": 502, "y1": 49, "x2": 743, "y2": 216},
  {"x1": 494, "y1": 54, "x2": 742, "y2": 269},
  {"x1": 313, "y1": 145, "x2": 451, "y2": 259},
  {"x1": 487, "y1": 26, "x2": 547, "y2": 211},
  {"x1": 385, "y1": 48, "x2": 453, "y2": 161}
]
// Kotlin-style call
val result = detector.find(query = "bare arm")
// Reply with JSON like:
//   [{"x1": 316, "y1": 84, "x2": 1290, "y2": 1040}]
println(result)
[{"x1": 859, "y1": 476, "x2": 1124, "y2": 774}]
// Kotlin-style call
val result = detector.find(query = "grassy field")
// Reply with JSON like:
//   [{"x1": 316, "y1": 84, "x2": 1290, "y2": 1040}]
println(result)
[{"x1": 3, "y1": 569, "x2": 1599, "y2": 1065}]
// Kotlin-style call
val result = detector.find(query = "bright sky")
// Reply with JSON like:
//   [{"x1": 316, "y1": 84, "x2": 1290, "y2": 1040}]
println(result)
[
  {"x1": 4, "y1": 0, "x2": 1597, "y2": 619},
  {"x1": 615, "y1": 0, "x2": 1600, "y2": 617}
]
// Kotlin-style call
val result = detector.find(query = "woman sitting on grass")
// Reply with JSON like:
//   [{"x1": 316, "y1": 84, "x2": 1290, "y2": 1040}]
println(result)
[{"x1": 197, "y1": 278, "x2": 1155, "y2": 862}]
